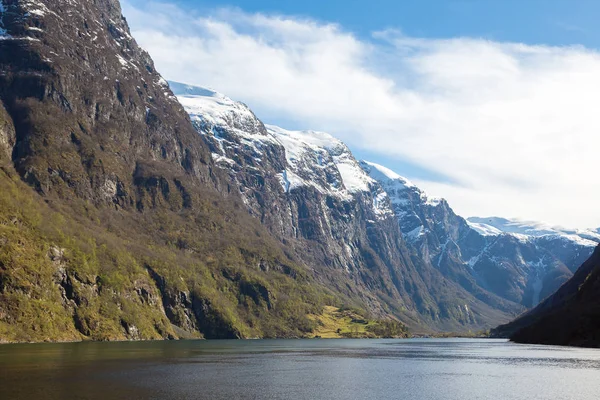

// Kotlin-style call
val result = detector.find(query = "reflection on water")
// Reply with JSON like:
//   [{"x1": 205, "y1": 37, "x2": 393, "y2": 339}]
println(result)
[{"x1": 1, "y1": 338, "x2": 600, "y2": 400}]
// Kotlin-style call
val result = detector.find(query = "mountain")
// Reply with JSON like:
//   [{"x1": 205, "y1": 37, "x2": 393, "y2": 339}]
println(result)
[
  {"x1": 0, "y1": 0, "x2": 593, "y2": 342},
  {"x1": 0, "y1": 0, "x2": 350, "y2": 342},
  {"x1": 360, "y1": 161, "x2": 597, "y2": 309},
  {"x1": 173, "y1": 81, "x2": 598, "y2": 328},
  {"x1": 493, "y1": 245, "x2": 600, "y2": 347},
  {"x1": 0, "y1": 0, "x2": 515, "y2": 342},
  {"x1": 174, "y1": 83, "x2": 532, "y2": 331}
]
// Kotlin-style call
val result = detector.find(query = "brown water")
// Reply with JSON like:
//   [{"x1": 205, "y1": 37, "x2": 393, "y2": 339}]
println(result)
[{"x1": 1, "y1": 338, "x2": 600, "y2": 399}]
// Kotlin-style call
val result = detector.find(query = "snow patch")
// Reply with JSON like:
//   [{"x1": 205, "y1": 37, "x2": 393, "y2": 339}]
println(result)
[
  {"x1": 406, "y1": 225, "x2": 425, "y2": 241},
  {"x1": 179, "y1": 91, "x2": 260, "y2": 132},
  {"x1": 157, "y1": 77, "x2": 169, "y2": 88},
  {"x1": 467, "y1": 221, "x2": 504, "y2": 236},
  {"x1": 211, "y1": 153, "x2": 236, "y2": 166},
  {"x1": 278, "y1": 169, "x2": 307, "y2": 194},
  {"x1": 116, "y1": 54, "x2": 129, "y2": 68},
  {"x1": 425, "y1": 197, "x2": 442, "y2": 206},
  {"x1": 372, "y1": 190, "x2": 393, "y2": 219},
  {"x1": 267, "y1": 125, "x2": 375, "y2": 197}
]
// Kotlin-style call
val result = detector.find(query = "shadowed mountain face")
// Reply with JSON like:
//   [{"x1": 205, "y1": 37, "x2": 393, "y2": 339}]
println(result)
[{"x1": 493, "y1": 245, "x2": 600, "y2": 347}]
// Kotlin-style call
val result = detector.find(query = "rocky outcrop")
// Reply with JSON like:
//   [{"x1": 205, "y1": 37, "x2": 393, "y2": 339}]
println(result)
[{"x1": 0, "y1": 0, "x2": 216, "y2": 204}]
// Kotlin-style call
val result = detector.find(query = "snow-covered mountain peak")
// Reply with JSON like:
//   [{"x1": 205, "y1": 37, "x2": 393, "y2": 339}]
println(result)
[
  {"x1": 266, "y1": 125, "x2": 342, "y2": 152},
  {"x1": 468, "y1": 217, "x2": 558, "y2": 236},
  {"x1": 466, "y1": 220, "x2": 504, "y2": 237},
  {"x1": 266, "y1": 125, "x2": 375, "y2": 194},
  {"x1": 360, "y1": 160, "x2": 442, "y2": 207},
  {"x1": 171, "y1": 81, "x2": 377, "y2": 198},
  {"x1": 168, "y1": 81, "x2": 226, "y2": 99},
  {"x1": 170, "y1": 81, "x2": 264, "y2": 137},
  {"x1": 360, "y1": 161, "x2": 415, "y2": 188}
]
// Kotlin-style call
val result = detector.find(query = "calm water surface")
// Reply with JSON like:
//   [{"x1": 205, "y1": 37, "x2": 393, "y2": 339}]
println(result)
[{"x1": 1, "y1": 338, "x2": 599, "y2": 399}]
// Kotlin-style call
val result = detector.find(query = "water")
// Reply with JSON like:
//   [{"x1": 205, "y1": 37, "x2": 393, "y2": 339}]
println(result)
[{"x1": 1, "y1": 338, "x2": 599, "y2": 400}]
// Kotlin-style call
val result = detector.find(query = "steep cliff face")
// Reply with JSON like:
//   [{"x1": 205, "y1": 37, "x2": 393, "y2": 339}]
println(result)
[
  {"x1": 494, "y1": 246, "x2": 600, "y2": 347},
  {"x1": 173, "y1": 83, "x2": 524, "y2": 331},
  {"x1": 361, "y1": 161, "x2": 597, "y2": 310},
  {"x1": 0, "y1": 0, "x2": 333, "y2": 342},
  {"x1": 0, "y1": 0, "x2": 218, "y2": 202}
]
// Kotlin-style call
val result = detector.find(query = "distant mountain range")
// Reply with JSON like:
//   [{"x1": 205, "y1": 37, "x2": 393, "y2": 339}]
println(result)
[{"x1": 467, "y1": 217, "x2": 600, "y2": 243}]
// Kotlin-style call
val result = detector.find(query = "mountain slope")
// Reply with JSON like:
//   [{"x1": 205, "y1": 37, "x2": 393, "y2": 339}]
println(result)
[
  {"x1": 173, "y1": 82, "x2": 526, "y2": 332},
  {"x1": 493, "y1": 245, "x2": 600, "y2": 347},
  {"x1": 0, "y1": 0, "x2": 340, "y2": 342}
]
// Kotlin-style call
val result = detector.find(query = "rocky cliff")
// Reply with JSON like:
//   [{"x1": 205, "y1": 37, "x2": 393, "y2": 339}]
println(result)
[{"x1": 1, "y1": 0, "x2": 594, "y2": 342}]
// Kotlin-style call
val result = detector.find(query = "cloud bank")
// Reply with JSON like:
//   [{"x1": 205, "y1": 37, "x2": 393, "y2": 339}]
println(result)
[{"x1": 122, "y1": 1, "x2": 600, "y2": 229}]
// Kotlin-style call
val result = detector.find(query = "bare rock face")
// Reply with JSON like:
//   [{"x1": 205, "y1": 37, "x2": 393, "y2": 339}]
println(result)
[
  {"x1": 174, "y1": 81, "x2": 598, "y2": 332},
  {"x1": 0, "y1": 102, "x2": 15, "y2": 162},
  {"x1": 1, "y1": 0, "x2": 592, "y2": 340}
]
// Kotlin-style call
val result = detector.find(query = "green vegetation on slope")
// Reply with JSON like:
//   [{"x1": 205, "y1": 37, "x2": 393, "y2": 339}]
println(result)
[
  {"x1": 0, "y1": 166, "x2": 339, "y2": 342},
  {"x1": 307, "y1": 306, "x2": 408, "y2": 339}
]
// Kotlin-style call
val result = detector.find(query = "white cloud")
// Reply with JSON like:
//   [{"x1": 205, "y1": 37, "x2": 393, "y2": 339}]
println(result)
[{"x1": 122, "y1": 1, "x2": 600, "y2": 229}]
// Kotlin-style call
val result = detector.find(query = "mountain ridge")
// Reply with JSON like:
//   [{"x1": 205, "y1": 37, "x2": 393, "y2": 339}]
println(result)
[
  {"x1": 467, "y1": 216, "x2": 600, "y2": 245},
  {"x1": 175, "y1": 81, "x2": 526, "y2": 331}
]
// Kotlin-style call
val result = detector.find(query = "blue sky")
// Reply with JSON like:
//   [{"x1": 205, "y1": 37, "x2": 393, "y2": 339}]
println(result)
[
  {"x1": 168, "y1": 0, "x2": 599, "y2": 47},
  {"x1": 123, "y1": 0, "x2": 600, "y2": 228}
]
